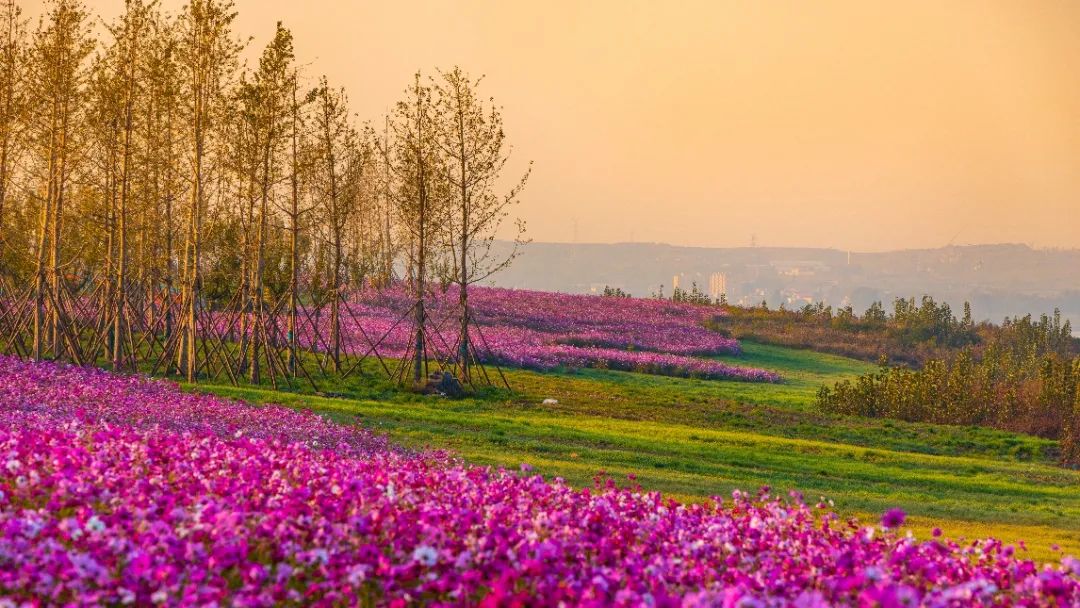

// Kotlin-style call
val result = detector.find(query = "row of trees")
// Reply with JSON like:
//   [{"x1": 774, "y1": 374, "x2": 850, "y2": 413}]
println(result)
[
  {"x1": 0, "y1": 0, "x2": 529, "y2": 388},
  {"x1": 643, "y1": 282, "x2": 722, "y2": 305},
  {"x1": 818, "y1": 314, "x2": 1080, "y2": 465},
  {"x1": 778, "y1": 296, "x2": 981, "y2": 348},
  {"x1": 711, "y1": 293, "x2": 1076, "y2": 366}
]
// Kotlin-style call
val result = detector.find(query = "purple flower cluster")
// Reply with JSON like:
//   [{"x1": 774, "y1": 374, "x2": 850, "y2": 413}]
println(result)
[
  {"x1": 0, "y1": 356, "x2": 392, "y2": 458},
  {"x1": 326, "y1": 287, "x2": 780, "y2": 382},
  {"x1": 467, "y1": 288, "x2": 738, "y2": 357},
  {"x1": 2, "y1": 356, "x2": 1078, "y2": 606}
]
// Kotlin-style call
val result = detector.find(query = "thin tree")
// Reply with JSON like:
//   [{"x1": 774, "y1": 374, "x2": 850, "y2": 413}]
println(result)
[
  {"x1": 174, "y1": 0, "x2": 241, "y2": 381},
  {"x1": 279, "y1": 67, "x2": 313, "y2": 375},
  {"x1": 101, "y1": 0, "x2": 154, "y2": 370},
  {"x1": 433, "y1": 67, "x2": 530, "y2": 381},
  {"x1": 371, "y1": 116, "x2": 396, "y2": 286},
  {"x1": 0, "y1": 0, "x2": 26, "y2": 247},
  {"x1": 26, "y1": 0, "x2": 94, "y2": 360},
  {"x1": 310, "y1": 78, "x2": 358, "y2": 372},
  {"x1": 386, "y1": 72, "x2": 446, "y2": 386},
  {"x1": 240, "y1": 22, "x2": 293, "y2": 383},
  {"x1": 141, "y1": 10, "x2": 181, "y2": 341}
]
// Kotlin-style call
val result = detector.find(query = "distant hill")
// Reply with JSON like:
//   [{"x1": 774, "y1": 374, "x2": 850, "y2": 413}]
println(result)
[{"x1": 487, "y1": 241, "x2": 1080, "y2": 328}]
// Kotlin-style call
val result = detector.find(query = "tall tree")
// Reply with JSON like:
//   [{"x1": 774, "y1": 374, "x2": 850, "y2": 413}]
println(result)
[
  {"x1": 386, "y1": 72, "x2": 445, "y2": 386},
  {"x1": 26, "y1": 0, "x2": 94, "y2": 360},
  {"x1": 140, "y1": 9, "x2": 182, "y2": 340},
  {"x1": 240, "y1": 22, "x2": 293, "y2": 383},
  {"x1": 280, "y1": 67, "x2": 312, "y2": 375},
  {"x1": 369, "y1": 116, "x2": 396, "y2": 287},
  {"x1": 175, "y1": 0, "x2": 241, "y2": 381},
  {"x1": 98, "y1": 0, "x2": 154, "y2": 370},
  {"x1": 0, "y1": 0, "x2": 26, "y2": 247},
  {"x1": 311, "y1": 77, "x2": 360, "y2": 372},
  {"x1": 433, "y1": 67, "x2": 530, "y2": 381}
]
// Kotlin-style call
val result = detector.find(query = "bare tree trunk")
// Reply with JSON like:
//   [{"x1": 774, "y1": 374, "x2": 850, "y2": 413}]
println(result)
[
  {"x1": 250, "y1": 142, "x2": 270, "y2": 383},
  {"x1": 182, "y1": 91, "x2": 203, "y2": 382},
  {"x1": 331, "y1": 232, "x2": 341, "y2": 371},
  {"x1": 412, "y1": 93, "x2": 426, "y2": 387},
  {"x1": 49, "y1": 98, "x2": 70, "y2": 357},
  {"x1": 287, "y1": 78, "x2": 299, "y2": 375},
  {"x1": 237, "y1": 174, "x2": 250, "y2": 373},
  {"x1": 0, "y1": 140, "x2": 7, "y2": 242},
  {"x1": 457, "y1": 107, "x2": 470, "y2": 381},
  {"x1": 320, "y1": 90, "x2": 342, "y2": 373},
  {"x1": 113, "y1": 37, "x2": 137, "y2": 371},
  {"x1": 162, "y1": 100, "x2": 175, "y2": 342},
  {"x1": 382, "y1": 116, "x2": 393, "y2": 285},
  {"x1": 32, "y1": 175, "x2": 52, "y2": 360},
  {"x1": 104, "y1": 131, "x2": 116, "y2": 360}
]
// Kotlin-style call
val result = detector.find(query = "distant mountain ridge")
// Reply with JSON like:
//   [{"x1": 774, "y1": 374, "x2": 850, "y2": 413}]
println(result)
[{"x1": 486, "y1": 241, "x2": 1080, "y2": 328}]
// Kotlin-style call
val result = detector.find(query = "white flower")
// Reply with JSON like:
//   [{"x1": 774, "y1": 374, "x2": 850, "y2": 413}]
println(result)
[
  {"x1": 150, "y1": 590, "x2": 168, "y2": 604},
  {"x1": 86, "y1": 516, "x2": 107, "y2": 533},
  {"x1": 347, "y1": 564, "x2": 368, "y2": 585},
  {"x1": 23, "y1": 519, "x2": 42, "y2": 538},
  {"x1": 412, "y1": 545, "x2": 438, "y2": 566},
  {"x1": 4, "y1": 459, "x2": 20, "y2": 473}
]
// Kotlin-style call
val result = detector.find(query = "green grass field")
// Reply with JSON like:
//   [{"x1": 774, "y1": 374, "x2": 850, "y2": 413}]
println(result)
[{"x1": 191, "y1": 341, "x2": 1080, "y2": 562}]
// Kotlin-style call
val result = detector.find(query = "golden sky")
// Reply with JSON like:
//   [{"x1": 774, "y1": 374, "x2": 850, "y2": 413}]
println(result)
[{"x1": 71, "y1": 1, "x2": 1080, "y2": 250}]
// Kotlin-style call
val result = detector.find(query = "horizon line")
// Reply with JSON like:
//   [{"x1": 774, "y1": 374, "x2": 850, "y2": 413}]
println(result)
[{"x1": 498, "y1": 240, "x2": 1075, "y2": 254}]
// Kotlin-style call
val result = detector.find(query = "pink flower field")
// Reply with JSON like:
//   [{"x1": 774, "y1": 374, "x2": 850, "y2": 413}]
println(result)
[
  {"x1": 1, "y1": 355, "x2": 1078, "y2": 606},
  {"x1": 319, "y1": 287, "x2": 781, "y2": 383}
]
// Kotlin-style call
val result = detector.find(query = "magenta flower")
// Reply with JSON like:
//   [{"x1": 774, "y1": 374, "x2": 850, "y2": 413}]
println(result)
[
  {"x1": 881, "y1": 508, "x2": 907, "y2": 529},
  {"x1": 279, "y1": 285, "x2": 781, "y2": 382},
  {"x1": 0, "y1": 356, "x2": 1076, "y2": 605}
]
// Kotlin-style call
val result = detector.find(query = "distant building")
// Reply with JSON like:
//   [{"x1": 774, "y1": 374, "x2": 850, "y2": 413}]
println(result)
[
  {"x1": 708, "y1": 272, "x2": 727, "y2": 300},
  {"x1": 672, "y1": 274, "x2": 681, "y2": 291},
  {"x1": 770, "y1": 260, "x2": 829, "y2": 277}
]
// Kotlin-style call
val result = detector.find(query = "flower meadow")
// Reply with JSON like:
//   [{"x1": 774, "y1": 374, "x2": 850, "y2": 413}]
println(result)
[
  {"x1": 2, "y1": 356, "x2": 1079, "y2": 606},
  {"x1": 319, "y1": 287, "x2": 781, "y2": 383}
]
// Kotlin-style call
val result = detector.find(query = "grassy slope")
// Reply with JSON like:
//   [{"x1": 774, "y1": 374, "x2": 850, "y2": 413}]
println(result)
[{"x1": 192, "y1": 342, "x2": 1080, "y2": 562}]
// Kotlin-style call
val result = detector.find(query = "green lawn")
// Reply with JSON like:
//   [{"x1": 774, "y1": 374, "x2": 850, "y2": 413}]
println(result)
[{"x1": 190, "y1": 341, "x2": 1080, "y2": 562}]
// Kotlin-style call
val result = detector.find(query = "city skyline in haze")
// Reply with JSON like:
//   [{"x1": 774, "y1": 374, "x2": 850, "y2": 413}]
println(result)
[{"x1": 56, "y1": 0, "x2": 1080, "y2": 252}]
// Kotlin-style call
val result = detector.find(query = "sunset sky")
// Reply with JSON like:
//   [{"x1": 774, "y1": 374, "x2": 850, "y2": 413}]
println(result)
[{"x1": 67, "y1": 1, "x2": 1080, "y2": 251}]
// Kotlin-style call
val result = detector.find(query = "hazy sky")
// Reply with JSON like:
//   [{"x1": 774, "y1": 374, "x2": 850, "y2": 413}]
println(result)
[{"x1": 59, "y1": 1, "x2": 1080, "y2": 250}]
